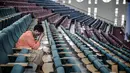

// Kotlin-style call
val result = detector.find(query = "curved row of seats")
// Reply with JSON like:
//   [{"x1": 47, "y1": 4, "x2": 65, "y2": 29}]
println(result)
[
  {"x1": 91, "y1": 32, "x2": 130, "y2": 55},
  {"x1": 60, "y1": 17, "x2": 71, "y2": 30},
  {"x1": 91, "y1": 19, "x2": 102, "y2": 29},
  {"x1": 71, "y1": 14, "x2": 85, "y2": 21},
  {"x1": 0, "y1": 13, "x2": 22, "y2": 30},
  {"x1": 101, "y1": 31, "x2": 120, "y2": 47},
  {"x1": 47, "y1": 14, "x2": 64, "y2": 26},
  {"x1": 92, "y1": 37, "x2": 130, "y2": 60},
  {"x1": 16, "y1": 6, "x2": 43, "y2": 15},
  {"x1": 99, "y1": 22, "x2": 109, "y2": 32},
  {"x1": 90, "y1": 36, "x2": 130, "y2": 63},
  {"x1": 0, "y1": 14, "x2": 32, "y2": 73},
  {"x1": 76, "y1": 31, "x2": 130, "y2": 73},
  {"x1": 45, "y1": 21, "x2": 85, "y2": 73},
  {"x1": 78, "y1": 15, "x2": 90, "y2": 23},
  {"x1": 1, "y1": 0, "x2": 26, "y2": 1},
  {"x1": 29, "y1": 0, "x2": 86, "y2": 20},
  {"x1": 29, "y1": 0, "x2": 130, "y2": 49},
  {"x1": 93, "y1": 29, "x2": 109, "y2": 44},
  {"x1": 50, "y1": 25, "x2": 82, "y2": 73},
  {"x1": 0, "y1": 1, "x2": 36, "y2": 7},
  {"x1": 44, "y1": 21, "x2": 65, "y2": 73},
  {"x1": 16, "y1": 6, "x2": 43, "y2": 12},
  {"x1": 0, "y1": 7, "x2": 16, "y2": 17},
  {"x1": 61, "y1": 26, "x2": 111, "y2": 73},
  {"x1": 33, "y1": 10, "x2": 54, "y2": 23}
]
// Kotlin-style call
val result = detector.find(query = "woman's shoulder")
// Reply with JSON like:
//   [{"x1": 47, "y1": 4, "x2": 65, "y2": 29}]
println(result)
[{"x1": 24, "y1": 30, "x2": 33, "y2": 36}]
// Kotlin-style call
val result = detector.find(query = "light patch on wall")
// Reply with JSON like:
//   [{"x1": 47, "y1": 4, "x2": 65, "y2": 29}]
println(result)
[
  {"x1": 114, "y1": 18, "x2": 118, "y2": 26},
  {"x1": 95, "y1": 0, "x2": 98, "y2": 4},
  {"x1": 123, "y1": 0, "x2": 126, "y2": 4},
  {"x1": 121, "y1": 14, "x2": 125, "y2": 26},
  {"x1": 88, "y1": 7, "x2": 91, "y2": 16},
  {"x1": 76, "y1": 0, "x2": 84, "y2": 2},
  {"x1": 68, "y1": 0, "x2": 71, "y2": 4},
  {"x1": 102, "y1": 0, "x2": 111, "y2": 3},
  {"x1": 62, "y1": 0, "x2": 66, "y2": 3},
  {"x1": 115, "y1": 8, "x2": 118, "y2": 17},
  {"x1": 88, "y1": 0, "x2": 91, "y2": 4},
  {"x1": 51, "y1": 0, "x2": 56, "y2": 1},
  {"x1": 116, "y1": 0, "x2": 119, "y2": 5},
  {"x1": 94, "y1": 8, "x2": 97, "y2": 19}
]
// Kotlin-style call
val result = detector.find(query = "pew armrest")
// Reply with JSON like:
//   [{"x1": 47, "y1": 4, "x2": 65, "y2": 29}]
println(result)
[
  {"x1": 0, "y1": 63, "x2": 28, "y2": 67},
  {"x1": 8, "y1": 53, "x2": 31, "y2": 57},
  {"x1": 12, "y1": 48, "x2": 32, "y2": 51}
]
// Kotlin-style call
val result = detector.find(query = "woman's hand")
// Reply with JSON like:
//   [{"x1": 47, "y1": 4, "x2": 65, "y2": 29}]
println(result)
[{"x1": 38, "y1": 33, "x2": 44, "y2": 42}]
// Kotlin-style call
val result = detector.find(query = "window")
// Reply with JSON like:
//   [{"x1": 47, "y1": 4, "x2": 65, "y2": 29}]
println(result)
[
  {"x1": 88, "y1": 0, "x2": 91, "y2": 4},
  {"x1": 115, "y1": 8, "x2": 118, "y2": 17},
  {"x1": 76, "y1": 0, "x2": 84, "y2": 2},
  {"x1": 68, "y1": 0, "x2": 71, "y2": 4},
  {"x1": 123, "y1": 0, "x2": 126, "y2": 4},
  {"x1": 52, "y1": 0, "x2": 58, "y2": 1},
  {"x1": 88, "y1": 7, "x2": 91, "y2": 16},
  {"x1": 94, "y1": 8, "x2": 97, "y2": 19},
  {"x1": 102, "y1": 0, "x2": 111, "y2": 3},
  {"x1": 114, "y1": 18, "x2": 118, "y2": 26},
  {"x1": 63, "y1": 0, "x2": 65, "y2": 3},
  {"x1": 95, "y1": 0, "x2": 98, "y2": 4},
  {"x1": 116, "y1": 0, "x2": 119, "y2": 5},
  {"x1": 121, "y1": 15, "x2": 125, "y2": 26}
]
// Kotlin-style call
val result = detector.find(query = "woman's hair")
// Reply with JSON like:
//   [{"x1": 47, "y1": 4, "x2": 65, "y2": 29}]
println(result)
[{"x1": 34, "y1": 24, "x2": 44, "y2": 32}]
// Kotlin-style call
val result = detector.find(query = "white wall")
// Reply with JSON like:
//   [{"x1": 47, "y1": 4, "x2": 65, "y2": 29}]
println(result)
[{"x1": 57, "y1": 0, "x2": 127, "y2": 26}]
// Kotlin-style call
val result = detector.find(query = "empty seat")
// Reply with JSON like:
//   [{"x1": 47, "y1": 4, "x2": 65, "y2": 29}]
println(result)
[
  {"x1": 0, "y1": 14, "x2": 32, "y2": 55},
  {"x1": 56, "y1": 67, "x2": 65, "y2": 73},
  {"x1": 53, "y1": 57, "x2": 62, "y2": 68},
  {"x1": 11, "y1": 64, "x2": 24, "y2": 73},
  {"x1": 0, "y1": 50, "x2": 26, "y2": 73},
  {"x1": 0, "y1": 7, "x2": 16, "y2": 17},
  {"x1": 0, "y1": 33, "x2": 29, "y2": 55},
  {"x1": 33, "y1": 10, "x2": 54, "y2": 23}
]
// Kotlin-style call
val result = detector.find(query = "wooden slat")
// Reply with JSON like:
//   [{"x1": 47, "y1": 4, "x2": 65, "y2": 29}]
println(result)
[
  {"x1": 71, "y1": 45, "x2": 81, "y2": 53},
  {"x1": 81, "y1": 58, "x2": 91, "y2": 65},
  {"x1": 9, "y1": 53, "x2": 31, "y2": 57},
  {"x1": 77, "y1": 53, "x2": 85, "y2": 58},
  {"x1": 106, "y1": 60, "x2": 118, "y2": 73},
  {"x1": 57, "y1": 48, "x2": 69, "y2": 50},
  {"x1": 108, "y1": 52, "x2": 115, "y2": 56},
  {"x1": 125, "y1": 62, "x2": 130, "y2": 67},
  {"x1": 90, "y1": 39, "x2": 106, "y2": 50},
  {"x1": 106, "y1": 60, "x2": 116, "y2": 65},
  {"x1": 56, "y1": 44, "x2": 67, "y2": 46},
  {"x1": 119, "y1": 71, "x2": 126, "y2": 73},
  {"x1": 96, "y1": 53, "x2": 103, "y2": 57},
  {"x1": 0, "y1": 63, "x2": 28, "y2": 67},
  {"x1": 12, "y1": 48, "x2": 32, "y2": 50},
  {"x1": 60, "y1": 57, "x2": 77, "y2": 59},
  {"x1": 63, "y1": 64, "x2": 80, "y2": 67},
  {"x1": 55, "y1": 41, "x2": 65, "y2": 43},
  {"x1": 92, "y1": 72, "x2": 101, "y2": 73},
  {"x1": 59, "y1": 52, "x2": 72, "y2": 54},
  {"x1": 86, "y1": 64, "x2": 98, "y2": 73}
]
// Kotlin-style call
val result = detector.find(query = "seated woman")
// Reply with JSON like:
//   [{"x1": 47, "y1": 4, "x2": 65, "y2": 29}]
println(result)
[{"x1": 16, "y1": 24, "x2": 44, "y2": 50}]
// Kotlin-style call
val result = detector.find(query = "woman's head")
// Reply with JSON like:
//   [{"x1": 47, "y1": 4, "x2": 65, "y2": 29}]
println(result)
[{"x1": 33, "y1": 24, "x2": 44, "y2": 36}]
